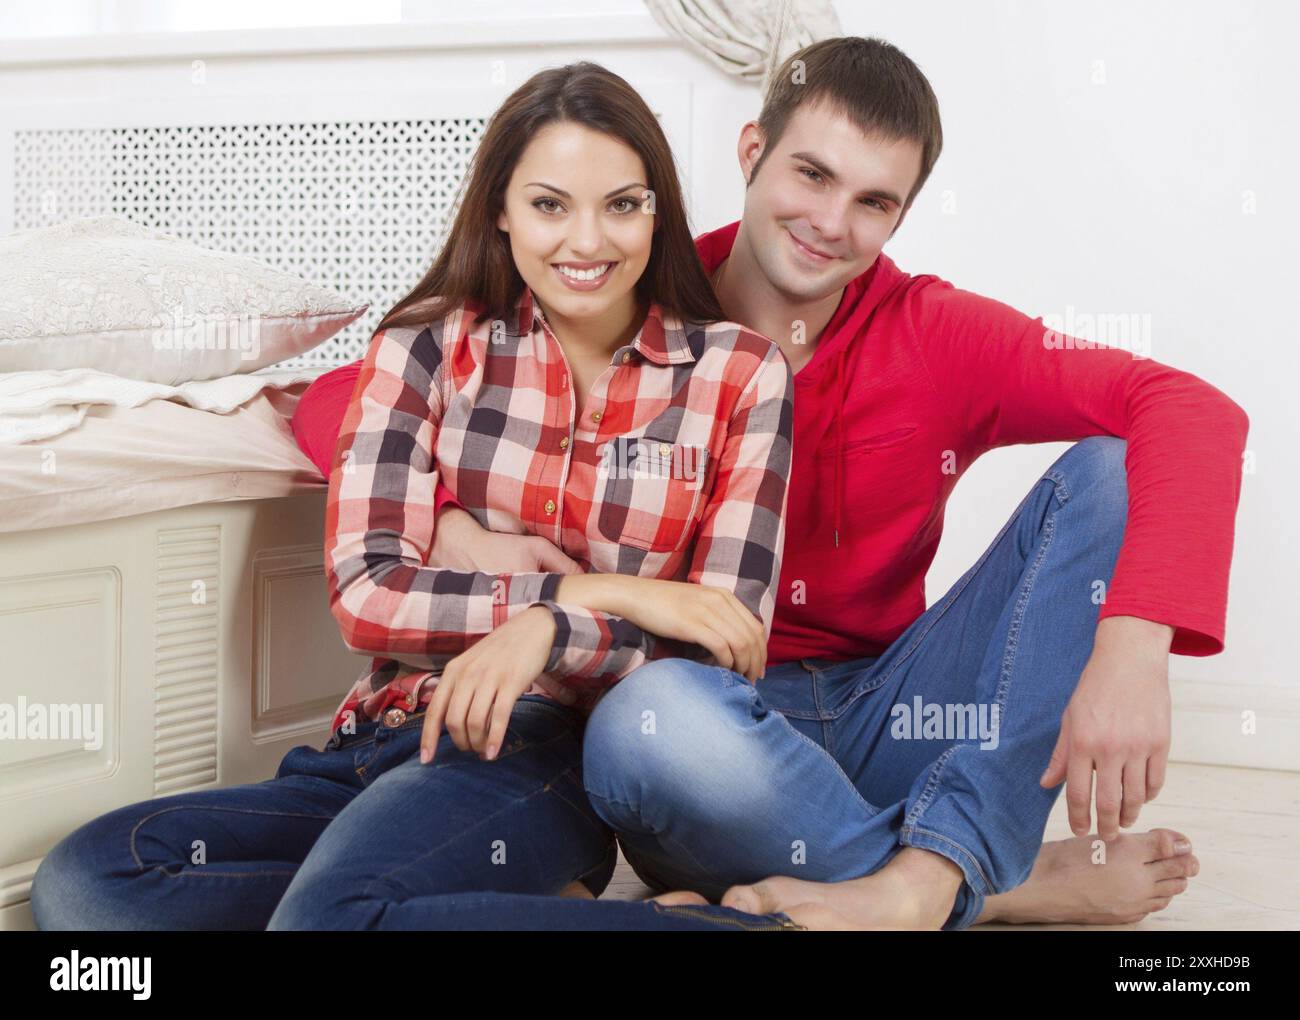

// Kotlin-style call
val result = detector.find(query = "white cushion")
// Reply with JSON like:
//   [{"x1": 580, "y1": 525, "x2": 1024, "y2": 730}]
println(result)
[{"x1": 0, "y1": 216, "x2": 368, "y2": 384}]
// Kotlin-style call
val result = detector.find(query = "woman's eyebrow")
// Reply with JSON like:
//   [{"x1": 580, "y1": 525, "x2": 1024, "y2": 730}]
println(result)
[{"x1": 523, "y1": 182, "x2": 647, "y2": 199}]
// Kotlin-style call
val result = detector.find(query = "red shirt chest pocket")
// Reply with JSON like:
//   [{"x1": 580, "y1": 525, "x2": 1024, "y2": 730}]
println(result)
[{"x1": 595, "y1": 434, "x2": 711, "y2": 553}]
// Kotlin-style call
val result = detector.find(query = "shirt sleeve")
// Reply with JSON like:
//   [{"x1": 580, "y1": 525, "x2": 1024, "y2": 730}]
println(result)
[
  {"x1": 526, "y1": 341, "x2": 795, "y2": 704},
  {"x1": 904, "y1": 279, "x2": 1250, "y2": 656},
  {"x1": 324, "y1": 323, "x2": 564, "y2": 670}
]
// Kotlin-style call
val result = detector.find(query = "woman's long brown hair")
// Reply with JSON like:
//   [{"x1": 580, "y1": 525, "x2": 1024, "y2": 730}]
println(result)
[{"x1": 376, "y1": 61, "x2": 724, "y2": 334}]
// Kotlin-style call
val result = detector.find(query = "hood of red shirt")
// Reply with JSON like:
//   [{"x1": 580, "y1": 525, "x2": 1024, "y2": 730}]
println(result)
[{"x1": 694, "y1": 220, "x2": 912, "y2": 546}]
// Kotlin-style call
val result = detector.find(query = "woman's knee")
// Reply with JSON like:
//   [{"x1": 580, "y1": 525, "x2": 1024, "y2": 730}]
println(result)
[{"x1": 30, "y1": 813, "x2": 129, "y2": 930}]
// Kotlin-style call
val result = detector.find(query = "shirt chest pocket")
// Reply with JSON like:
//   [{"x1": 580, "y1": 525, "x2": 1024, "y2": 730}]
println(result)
[{"x1": 595, "y1": 434, "x2": 710, "y2": 553}]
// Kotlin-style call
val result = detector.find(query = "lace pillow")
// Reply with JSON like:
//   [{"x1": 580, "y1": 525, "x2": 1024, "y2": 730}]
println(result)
[{"x1": 0, "y1": 216, "x2": 368, "y2": 384}]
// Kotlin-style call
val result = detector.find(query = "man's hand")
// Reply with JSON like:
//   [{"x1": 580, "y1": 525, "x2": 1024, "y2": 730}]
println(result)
[
  {"x1": 430, "y1": 506, "x2": 583, "y2": 574},
  {"x1": 419, "y1": 605, "x2": 557, "y2": 764},
  {"x1": 1040, "y1": 616, "x2": 1175, "y2": 841}
]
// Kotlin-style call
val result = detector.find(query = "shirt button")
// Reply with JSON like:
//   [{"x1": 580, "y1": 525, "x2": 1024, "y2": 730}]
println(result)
[
  {"x1": 621, "y1": 351, "x2": 631, "y2": 364},
  {"x1": 591, "y1": 411, "x2": 602, "y2": 423},
  {"x1": 383, "y1": 707, "x2": 407, "y2": 727},
  {"x1": 558, "y1": 436, "x2": 569, "y2": 449},
  {"x1": 659, "y1": 443, "x2": 671, "y2": 457},
  {"x1": 544, "y1": 499, "x2": 556, "y2": 514}
]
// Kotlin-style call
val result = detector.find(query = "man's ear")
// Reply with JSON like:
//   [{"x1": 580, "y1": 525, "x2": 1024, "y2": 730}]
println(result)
[{"x1": 737, "y1": 121, "x2": 766, "y2": 185}]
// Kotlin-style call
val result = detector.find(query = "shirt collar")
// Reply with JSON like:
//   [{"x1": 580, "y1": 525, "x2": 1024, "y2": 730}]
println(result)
[{"x1": 509, "y1": 284, "x2": 697, "y2": 366}]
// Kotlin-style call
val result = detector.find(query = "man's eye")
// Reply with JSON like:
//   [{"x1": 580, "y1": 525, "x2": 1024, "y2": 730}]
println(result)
[{"x1": 799, "y1": 167, "x2": 823, "y2": 183}]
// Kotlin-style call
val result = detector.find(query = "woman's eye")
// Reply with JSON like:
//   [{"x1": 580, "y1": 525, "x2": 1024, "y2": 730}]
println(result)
[
  {"x1": 533, "y1": 198, "x2": 562, "y2": 213},
  {"x1": 611, "y1": 197, "x2": 638, "y2": 214}
]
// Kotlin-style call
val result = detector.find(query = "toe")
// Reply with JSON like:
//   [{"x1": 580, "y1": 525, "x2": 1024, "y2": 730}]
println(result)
[
  {"x1": 1155, "y1": 877, "x2": 1189, "y2": 896},
  {"x1": 1148, "y1": 827, "x2": 1192, "y2": 860},
  {"x1": 1151, "y1": 856, "x2": 1196, "y2": 881},
  {"x1": 720, "y1": 882, "x2": 768, "y2": 915}
]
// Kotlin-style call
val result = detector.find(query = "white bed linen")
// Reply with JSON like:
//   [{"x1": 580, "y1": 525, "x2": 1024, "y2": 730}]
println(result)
[{"x1": 0, "y1": 378, "x2": 329, "y2": 534}]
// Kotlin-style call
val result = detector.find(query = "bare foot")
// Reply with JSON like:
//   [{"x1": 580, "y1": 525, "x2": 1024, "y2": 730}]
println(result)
[
  {"x1": 558, "y1": 880, "x2": 594, "y2": 899},
  {"x1": 720, "y1": 847, "x2": 964, "y2": 930},
  {"x1": 646, "y1": 889, "x2": 710, "y2": 906},
  {"x1": 980, "y1": 828, "x2": 1199, "y2": 925}
]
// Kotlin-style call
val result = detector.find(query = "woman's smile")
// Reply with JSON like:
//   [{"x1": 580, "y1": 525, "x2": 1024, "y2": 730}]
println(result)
[{"x1": 552, "y1": 260, "x2": 618, "y2": 291}]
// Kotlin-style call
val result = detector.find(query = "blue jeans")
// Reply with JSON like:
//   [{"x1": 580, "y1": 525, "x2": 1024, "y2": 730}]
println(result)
[
  {"x1": 31, "y1": 436, "x2": 1125, "y2": 931},
  {"x1": 31, "y1": 690, "x2": 800, "y2": 930},
  {"x1": 29, "y1": 696, "x2": 627, "y2": 929},
  {"x1": 582, "y1": 436, "x2": 1129, "y2": 930}
]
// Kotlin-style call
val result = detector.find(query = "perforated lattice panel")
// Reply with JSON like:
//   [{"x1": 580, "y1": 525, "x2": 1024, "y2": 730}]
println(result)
[{"x1": 12, "y1": 119, "x2": 486, "y2": 367}]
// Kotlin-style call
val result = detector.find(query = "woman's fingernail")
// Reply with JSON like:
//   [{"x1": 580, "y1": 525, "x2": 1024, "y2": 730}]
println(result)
[
  {"x1": 486, "y1": 744, "x2": 498, "y2": 760},
  {"x1": 420, "y1": 748, "x2": 430, "y2": 764}
]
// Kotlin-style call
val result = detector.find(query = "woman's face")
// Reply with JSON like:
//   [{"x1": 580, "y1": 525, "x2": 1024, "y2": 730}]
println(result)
[{"x1": 496, "y1": 121, "x2": 655, "y2": 336}]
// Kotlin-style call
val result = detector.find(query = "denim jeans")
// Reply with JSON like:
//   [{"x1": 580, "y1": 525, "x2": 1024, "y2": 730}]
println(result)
[
  {"x1": 30, "y1": 695, "x2": 627, "y2": 930},
  {"x1": 581, "y1": 436, "x2": 1130, "y2": 930},
  {"x1": 31, "y1": 436, "x2": 1125, "y2": 931}
]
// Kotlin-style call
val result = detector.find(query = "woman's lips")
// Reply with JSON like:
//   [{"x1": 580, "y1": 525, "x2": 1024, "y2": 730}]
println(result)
[{"x1": 552, "y1": 261, "x2": 616, "y2": 291}]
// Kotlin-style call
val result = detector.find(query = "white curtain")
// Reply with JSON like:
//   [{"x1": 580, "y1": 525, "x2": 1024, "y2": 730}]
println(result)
[{"x1": 642, "y1": 0, "x2": 842, "y2": 92}]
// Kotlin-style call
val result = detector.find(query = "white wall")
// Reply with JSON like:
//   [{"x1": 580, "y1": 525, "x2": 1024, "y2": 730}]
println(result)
[{"x1": 0, "y1": 0, "x2": 1293, "y2": 763}]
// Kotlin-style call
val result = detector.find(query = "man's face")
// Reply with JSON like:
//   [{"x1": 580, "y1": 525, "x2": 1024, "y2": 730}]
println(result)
[{"x1": 737, "y1": 100, "x2": 923, "y2": 303}]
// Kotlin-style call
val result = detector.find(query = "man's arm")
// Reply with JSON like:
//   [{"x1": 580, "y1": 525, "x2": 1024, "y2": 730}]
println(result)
[
  {"x1": 905, "y1": 280, "x2": 1249, "y2": 656},
  {"x1": 905, "y1": 279, "x2": 1248, "y2": 839}
]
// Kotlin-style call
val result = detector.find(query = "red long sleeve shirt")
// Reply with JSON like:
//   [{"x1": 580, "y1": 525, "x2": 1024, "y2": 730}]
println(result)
[
  {"x1": 695, "y1": 221, "x2": 1248, "y2": 659},
  {"x1": 295, "y1": 220, "x2": 1250, "y2": 664}
]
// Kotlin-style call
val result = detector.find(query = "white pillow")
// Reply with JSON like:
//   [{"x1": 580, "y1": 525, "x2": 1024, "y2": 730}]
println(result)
[{"x1": 0, "y1": 216, "x2": 368, "y2": 384}]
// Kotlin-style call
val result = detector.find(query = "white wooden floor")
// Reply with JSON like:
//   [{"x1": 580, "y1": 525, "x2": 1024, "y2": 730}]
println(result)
[{"x1": 600, "y1": 761, "x2": 1300, "y2": 931}]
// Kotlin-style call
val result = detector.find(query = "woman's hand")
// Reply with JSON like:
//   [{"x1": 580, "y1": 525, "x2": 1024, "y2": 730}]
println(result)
[
  {"x1": 419, "y1": 605, "x2": 557, "y2": 764},
  {"x1": 430, "y1": 506, "x2": 583, "y2": 574},
  {"x1": 563, "y1": 575, "x2": 767, "y2": 683}
]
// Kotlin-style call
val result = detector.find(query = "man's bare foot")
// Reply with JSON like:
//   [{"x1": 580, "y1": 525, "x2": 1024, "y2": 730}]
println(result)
[
  {"x1": 558, "y1": 880, "x2": 595, "y2": 899},
  {"x1": 720, "y1": 847, "x2": 965, "y2": 930},
  {"x1": 646, "y1": 889, "x2": 710, "y2": 905},
  {"x1": 979, "y1": 828, "x2": 1198, "y2": 925}
]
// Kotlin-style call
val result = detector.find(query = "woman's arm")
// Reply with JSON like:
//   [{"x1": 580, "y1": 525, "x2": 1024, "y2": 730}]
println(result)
[
  {"x1": 522, "y1": 341, "x2": 795, "y2": 707},
  {"x1": 325, "y1": 322, "x2": 574, "y2": 669}
]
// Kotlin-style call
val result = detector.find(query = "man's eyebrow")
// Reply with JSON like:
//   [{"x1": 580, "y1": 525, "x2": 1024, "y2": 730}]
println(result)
[
  {"x1": 523, "y1": 182, "x2": 647, "y2": 199},
  {"x1": 789, "y1": 152, "x2": 903, "y2": 206}
]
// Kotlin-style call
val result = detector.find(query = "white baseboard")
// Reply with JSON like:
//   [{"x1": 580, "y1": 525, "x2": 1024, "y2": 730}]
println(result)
[{"x1": 1170, "y1": 678, "x2": 1300, "y2": 772}]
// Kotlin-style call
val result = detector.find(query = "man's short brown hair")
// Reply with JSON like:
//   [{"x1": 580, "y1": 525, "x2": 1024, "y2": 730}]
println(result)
[{"x1": 751, "y1": 36, "x2": 944, "y2": 216}]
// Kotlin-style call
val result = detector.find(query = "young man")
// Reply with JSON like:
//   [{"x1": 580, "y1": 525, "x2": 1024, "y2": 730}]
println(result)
[{"x1": 292, "y1": 37, "x2": 1246, "y2": 930}]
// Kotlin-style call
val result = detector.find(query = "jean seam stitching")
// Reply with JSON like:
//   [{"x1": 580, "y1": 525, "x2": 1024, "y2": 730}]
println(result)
[
  {"x1": 129, "y1": 805, "x2": 337, "y2": 872},
  {"x1": 360, "y1": 757, "x2": 583, "y2": 898}
]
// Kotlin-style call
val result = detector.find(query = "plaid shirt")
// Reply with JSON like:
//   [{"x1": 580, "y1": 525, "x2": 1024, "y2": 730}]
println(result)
[{"x1": 322, "y1": 285, "x2": 793, "y2": 743}]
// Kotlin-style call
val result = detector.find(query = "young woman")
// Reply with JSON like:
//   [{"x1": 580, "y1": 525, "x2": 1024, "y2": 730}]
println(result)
[{"x1": 29, "y1": 61, "x2": 801, "y2": 931}]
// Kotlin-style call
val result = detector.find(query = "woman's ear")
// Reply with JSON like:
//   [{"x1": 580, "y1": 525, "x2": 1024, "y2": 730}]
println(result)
[{"x1": 496, "y1": 208, "x2": 509, "y2": 233}]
